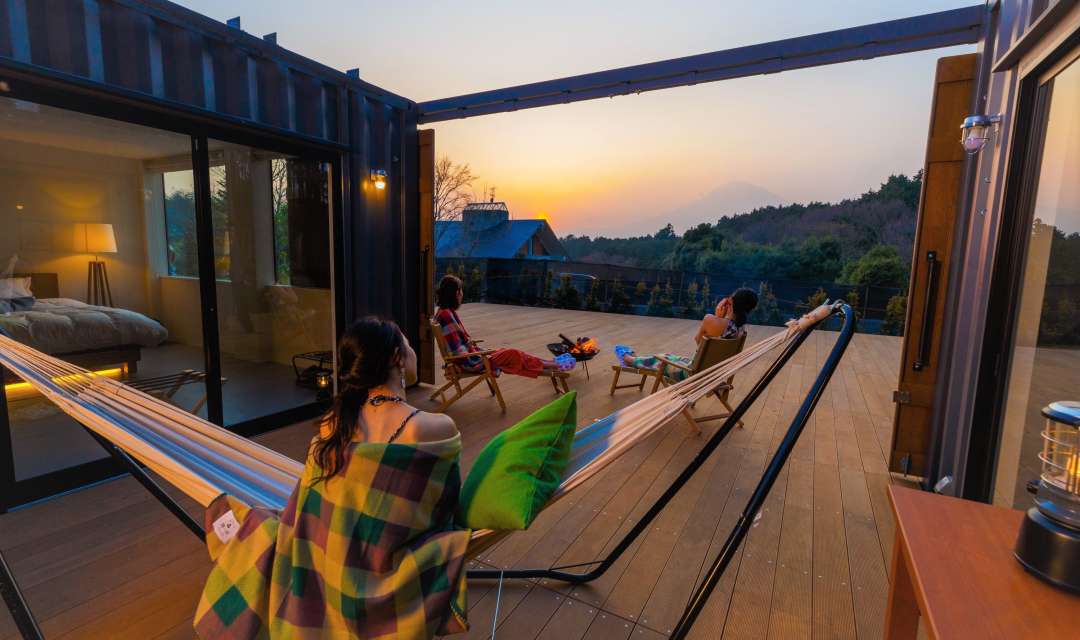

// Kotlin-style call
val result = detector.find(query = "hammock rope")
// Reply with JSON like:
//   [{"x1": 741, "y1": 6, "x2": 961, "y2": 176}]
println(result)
[{"x1": 0, "y1": 304, "x2": 834, "y2": 530}]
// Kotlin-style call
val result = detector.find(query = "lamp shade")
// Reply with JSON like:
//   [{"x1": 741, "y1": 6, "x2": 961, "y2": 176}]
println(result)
[{"x1": 76, "y1": 223, "x2": 117, "y2": 254}]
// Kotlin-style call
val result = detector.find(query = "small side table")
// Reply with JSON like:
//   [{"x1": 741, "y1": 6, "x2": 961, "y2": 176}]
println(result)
[{"x1": 885, "y1": 486, "x2": 1079, "y2": 639}]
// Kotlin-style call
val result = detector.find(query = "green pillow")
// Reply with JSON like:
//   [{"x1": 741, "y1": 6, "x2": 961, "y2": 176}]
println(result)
[{"x1": 457, "y1": 391, "x2": 577, "y2": 530}]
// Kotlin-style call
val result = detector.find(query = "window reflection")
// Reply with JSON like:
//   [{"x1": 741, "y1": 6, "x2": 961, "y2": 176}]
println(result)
[{"x1": 995, "y1": 57, "x2": 1080, "y2": 508}]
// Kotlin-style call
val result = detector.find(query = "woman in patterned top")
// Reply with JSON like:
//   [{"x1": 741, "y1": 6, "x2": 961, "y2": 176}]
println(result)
[
  {"x1": 616, "y1": 287, "x2": 758, "y2": 381},
  {"x1": 434, "y1": 275, "x2": 575, "y2": 377}
]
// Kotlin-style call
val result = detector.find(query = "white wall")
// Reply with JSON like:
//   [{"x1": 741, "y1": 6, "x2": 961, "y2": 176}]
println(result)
[{"x1": 0, "y1": 138, "x2": 151, "y2": 313}]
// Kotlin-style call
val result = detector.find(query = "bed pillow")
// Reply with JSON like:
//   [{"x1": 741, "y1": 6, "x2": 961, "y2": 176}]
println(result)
[
  {"x1": 457, "y1": 391, "x2": 577, "y2": 530},
  {"x1": 0, "y1": 277, "x2": 32, "y2": 299}
]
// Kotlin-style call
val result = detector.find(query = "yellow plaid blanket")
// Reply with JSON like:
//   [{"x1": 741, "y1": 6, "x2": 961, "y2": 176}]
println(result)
[{"x1": 195, "y1": 435, "x2": 471, "y2": 639}]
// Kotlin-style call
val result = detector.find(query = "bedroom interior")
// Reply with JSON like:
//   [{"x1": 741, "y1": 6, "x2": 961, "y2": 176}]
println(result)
[{"x1": 0, "y1": 95, "x2": 334, "y2": 484}]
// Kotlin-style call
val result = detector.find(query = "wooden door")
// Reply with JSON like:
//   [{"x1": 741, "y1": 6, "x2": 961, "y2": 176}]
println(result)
[
  {"x1": 889, "y1": 54, "x2": 976, "y2": 476},
  {"x1": 418, "y1": 129, "x2": 436, "y2": 384}
]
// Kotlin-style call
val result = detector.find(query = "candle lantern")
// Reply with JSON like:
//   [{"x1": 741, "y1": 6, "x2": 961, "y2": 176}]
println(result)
[
  {"x1": 1014, "y1": 400, "x2": 1080, "y2": 592},
  {"x1": 314, "y1": 369, "x2": 333, "y2": 402}
]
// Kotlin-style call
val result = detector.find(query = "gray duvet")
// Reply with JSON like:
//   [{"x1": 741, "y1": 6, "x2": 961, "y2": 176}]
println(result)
[{"x1": 0, "y1": 298, "x2": 168, "y2": 354}]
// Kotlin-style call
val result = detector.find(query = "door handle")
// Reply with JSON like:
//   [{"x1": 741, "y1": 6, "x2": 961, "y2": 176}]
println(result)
[{"x1": 913, "y1": 250, "x2": 940, "y2": 371}]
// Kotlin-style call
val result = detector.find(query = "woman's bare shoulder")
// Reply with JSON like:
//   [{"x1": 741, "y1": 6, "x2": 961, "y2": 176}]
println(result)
[{"x1": 411, "y1": 410, "x2": 459, "y2": 442}]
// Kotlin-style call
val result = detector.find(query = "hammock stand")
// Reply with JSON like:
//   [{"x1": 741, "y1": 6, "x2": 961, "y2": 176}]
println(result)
[{"x1": 0, "y1": 303, "x2": 853, "y2": 640}]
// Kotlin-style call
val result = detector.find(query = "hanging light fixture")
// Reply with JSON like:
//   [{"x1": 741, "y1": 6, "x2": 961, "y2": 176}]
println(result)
[
  {"x1": 960, "y1": 114, "x2": 1002, "y2": 155},
  {"x1": 1014, "y1": 400, "x2": 1080, "y2": 593},
  {"x1": 370, "y1": 169, "x2": 388, "y2": 190}
]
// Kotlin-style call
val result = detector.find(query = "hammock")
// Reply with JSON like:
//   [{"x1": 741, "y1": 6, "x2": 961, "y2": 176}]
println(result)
[{"x1": 0, "y1": 305, "x2": 833, "y2": 543}]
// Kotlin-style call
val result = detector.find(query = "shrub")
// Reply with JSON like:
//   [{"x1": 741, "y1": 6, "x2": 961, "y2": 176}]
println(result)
[
  {"x1": 584, "y1": 278, "x2": 602, "y2": 312},
  {"x1": 553, "y1": 275, "x2": 581, "y2": 309},
  {"x1": 750, "y1": 282, "x2": 783, "y2": 326},
  {"x1": 609, "y1": 278, "x2": 631, "y2": 314},
  {"x1": 882, "y1": 294, "x2": 907, "y2": 336}
]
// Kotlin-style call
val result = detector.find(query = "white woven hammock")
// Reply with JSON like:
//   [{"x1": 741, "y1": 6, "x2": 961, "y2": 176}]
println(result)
[{"x1": 0, "y1": 305, "x2": 831, "y2": 538}]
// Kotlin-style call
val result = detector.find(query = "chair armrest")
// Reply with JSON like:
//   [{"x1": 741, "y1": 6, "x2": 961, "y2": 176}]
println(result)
[
  {"x1": 444, "y1": 349, "x2": 497, "y2": 361},
  {"x1": 655, "y1": 354, "x2": 691, "y2": 371}
]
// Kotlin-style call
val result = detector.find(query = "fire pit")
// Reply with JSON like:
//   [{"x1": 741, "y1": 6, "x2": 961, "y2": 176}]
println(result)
[{"x1": 547, "y1": 334, "x2": 600, "y2": 379}]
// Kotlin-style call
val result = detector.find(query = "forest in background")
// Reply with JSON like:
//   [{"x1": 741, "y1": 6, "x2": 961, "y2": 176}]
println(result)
[{"x1": 561, "y1": 173, "x2": 921, "y2": 291}]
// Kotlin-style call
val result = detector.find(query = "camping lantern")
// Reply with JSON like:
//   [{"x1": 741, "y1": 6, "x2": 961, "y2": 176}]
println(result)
[
  {"x1": 314, "y1": 369, "x2": 333, "y2": 402},
  {"x1": 1014, "y1": 400, "x2": 1080, "y2": 592}
]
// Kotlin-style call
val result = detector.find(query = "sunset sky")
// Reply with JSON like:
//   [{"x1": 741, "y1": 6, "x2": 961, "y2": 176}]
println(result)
[{"x1": 176, "y1": 0, "x2": 976, "y2": 236}]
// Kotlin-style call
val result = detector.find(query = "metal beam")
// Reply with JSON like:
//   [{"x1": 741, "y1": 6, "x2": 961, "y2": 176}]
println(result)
[{"x1": 418, "y1": 5, "x2": 984, "y2": 123}]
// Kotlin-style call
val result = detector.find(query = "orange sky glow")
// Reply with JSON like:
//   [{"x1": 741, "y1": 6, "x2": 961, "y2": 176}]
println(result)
[{"x1": 177, "y1": 0, "x2": 976, "y2": 236}]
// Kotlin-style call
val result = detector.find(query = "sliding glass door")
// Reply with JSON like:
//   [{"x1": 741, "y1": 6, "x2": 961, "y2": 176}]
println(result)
[
  {"x1": 204, "y1": 140, "x2": 335, "y2": 427},
  {"x1": 991, "y1": 52, "x2": 1080, "y2": 508},
  {"x1": 0, "y1": 96, "x2": 210, "y2": 502},
  {"x1": 0, "y1": 94, "x2": 340, "y2": 509}
]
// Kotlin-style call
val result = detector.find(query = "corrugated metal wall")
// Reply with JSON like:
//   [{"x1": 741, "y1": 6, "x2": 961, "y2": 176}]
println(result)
[{"x1": 0, "y1": 0, "x2": 422, "y2": 347}]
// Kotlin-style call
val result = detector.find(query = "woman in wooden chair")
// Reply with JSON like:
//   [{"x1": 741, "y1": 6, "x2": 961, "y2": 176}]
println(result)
[
  {"x1": 434, "y1": 275, "x2": 576, "y2": 377},
  {"x1": 616, "y1": 287, "x2": 758, "y2": 382}
]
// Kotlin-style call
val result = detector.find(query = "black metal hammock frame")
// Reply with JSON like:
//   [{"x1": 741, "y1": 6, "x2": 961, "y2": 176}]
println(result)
[{"x1": 0, "y1": 303, "x2": 854, "y2": 640}]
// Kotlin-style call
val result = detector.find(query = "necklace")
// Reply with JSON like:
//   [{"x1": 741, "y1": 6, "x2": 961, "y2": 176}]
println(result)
[{"x1": 367, "y1": 394, "x2": 405, "y2": 406}]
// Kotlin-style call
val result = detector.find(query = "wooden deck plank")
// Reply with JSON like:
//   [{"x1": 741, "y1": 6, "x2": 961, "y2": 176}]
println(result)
[
  {"x1": 0, "y1": 304, "x2": 903, "y2": 640},
  {"x1": 766, "y1": 459, "x2": 814, "y2": 640},
  {"x1": 811, "y1": 463, "x2": 857, "y2": 639}
]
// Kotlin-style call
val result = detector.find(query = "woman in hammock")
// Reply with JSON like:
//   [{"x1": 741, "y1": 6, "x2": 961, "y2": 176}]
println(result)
[
  {"x1": 435, "y1": 274, "x2": 576, "y2": 377},
  {"x1": 196, "y1": 318, "x2": 472, "y2": 639},
  {"x1": 616, "y1": 287, "x2": 759, "y2": 381}
]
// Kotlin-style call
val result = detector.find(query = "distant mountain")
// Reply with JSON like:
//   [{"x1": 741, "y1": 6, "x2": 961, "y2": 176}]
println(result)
[
  {"x1": 638, "y1": 181, "x2": 784, "y2": 235},
  {"x1": 561, "y1": 173, "x2": 922, "y2": 286}
]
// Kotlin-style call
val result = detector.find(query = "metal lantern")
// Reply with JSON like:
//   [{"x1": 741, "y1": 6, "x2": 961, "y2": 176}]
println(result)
[
  {"x1": 1014, "y1": 401, "x2": 1080, "y2": 592},
  {"x1": 314, "y1": 369, "x2": 333, "y2": 402}
]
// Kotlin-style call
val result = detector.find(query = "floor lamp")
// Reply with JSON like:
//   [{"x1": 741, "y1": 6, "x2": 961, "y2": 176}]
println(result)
[{"x1": 79, "y1": 223, "x2": 117, "y2": 307}]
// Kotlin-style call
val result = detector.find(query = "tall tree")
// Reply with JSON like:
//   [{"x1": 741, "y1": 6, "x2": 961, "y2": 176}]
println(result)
[{"x1": 434, "y1": 156, "x2": 477, "y2": 243}]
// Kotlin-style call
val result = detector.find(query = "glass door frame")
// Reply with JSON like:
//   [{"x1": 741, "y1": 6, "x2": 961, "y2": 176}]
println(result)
[
  {"x1": 0, "y1": 73, "x2": 347, "y2": 510},
  {"x1": 965, "y1": 40, "x2": 1080, "y2": 501},
  {"x1": 189, "y1": 135, "x2": 344, "y2": 432}
]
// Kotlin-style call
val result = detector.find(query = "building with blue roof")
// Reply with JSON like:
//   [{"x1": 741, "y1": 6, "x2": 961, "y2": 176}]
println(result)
[{"x1": 435, "y1": 202, "x2": 568, "y2": 260}]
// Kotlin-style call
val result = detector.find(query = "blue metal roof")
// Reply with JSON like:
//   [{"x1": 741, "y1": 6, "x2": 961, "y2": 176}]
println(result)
[{"x1": 435, "y1": 219, "x2": 566, "y2": 259}]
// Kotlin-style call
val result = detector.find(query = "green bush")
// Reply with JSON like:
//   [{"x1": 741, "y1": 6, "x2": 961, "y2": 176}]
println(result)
[
  {"x1": 882, "y1": 294, "x2": 907, "y2": 336},
  {"x1": 553, "y1": 275, "x2": 581, "y2": 310},
  {"x1": 750, "y1": 282, "x2": 783, "y2": 325},
  {"x1": 609, "y1": 278, "x2": 631, "y2": 314},
  {"x1": 584, "y1": 278, "x2": 602, "y2": 312}
]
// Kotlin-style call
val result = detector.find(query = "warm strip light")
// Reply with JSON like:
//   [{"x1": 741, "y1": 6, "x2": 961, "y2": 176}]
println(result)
[{"x1": 5, "y1": 367, "x2": 124, "y2": 400}]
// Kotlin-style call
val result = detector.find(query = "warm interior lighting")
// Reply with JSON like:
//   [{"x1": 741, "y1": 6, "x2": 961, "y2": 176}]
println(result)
[
  {"x1": 74, "y1": 223, "x2": 118, "y2": 256},
  {"x1": 15, "y1": 203, "x2": 23, "y2": 211},
  {"x1": 4, "y1": 367, "x2": 124, "y2": 400},
  {"x1": 314, "y1": 370, "x2": 332, "y2": 389},
  {"x1": 370, "y1": 169, "x2": 388, "y2": 190}
]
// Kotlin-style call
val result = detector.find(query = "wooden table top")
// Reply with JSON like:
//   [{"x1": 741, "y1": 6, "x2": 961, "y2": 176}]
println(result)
[{"x1": 889, "y1": 486, "x2": 1080, "y2": 639}]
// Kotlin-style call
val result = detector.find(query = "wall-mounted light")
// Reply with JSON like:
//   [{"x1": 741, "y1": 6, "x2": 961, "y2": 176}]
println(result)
[
  {"x1": 15, "y1": 203, "x2": 23, "y2": 211},
  {"x1": 370, "y1": 169, "x2": 388, "y2": 190},
  {"x1": 960, "y1": 114, "x2": 1002, "y2": 155}
]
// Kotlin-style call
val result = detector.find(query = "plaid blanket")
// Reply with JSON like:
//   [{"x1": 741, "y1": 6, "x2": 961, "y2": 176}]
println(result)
[
  {"x1": 195, "y1": 435, "x2": 471, "y2": 639},
  {"x1": 434, "y1": 308, "x2": 483, "y2": 370}
]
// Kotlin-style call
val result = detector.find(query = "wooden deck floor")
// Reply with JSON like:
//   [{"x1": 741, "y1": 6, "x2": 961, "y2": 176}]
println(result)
[{"x1": 0, "y1": 303, "x2": 908, "y2": 639}]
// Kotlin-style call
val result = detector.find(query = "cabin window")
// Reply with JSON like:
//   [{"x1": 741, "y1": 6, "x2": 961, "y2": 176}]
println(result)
[{"x1": 992, "y1": 54, "x2": 1080, "y2": 508}]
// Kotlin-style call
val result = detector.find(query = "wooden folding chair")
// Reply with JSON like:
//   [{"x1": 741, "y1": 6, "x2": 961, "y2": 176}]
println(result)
[
  {"x1": 428, "y1": 320, "x2": 570, "y2": 413},
  {"x1": 609, "y1": 362, "x2": 665, "y2": 396},
  {"x1": 656, "y1": 333, "x2": 747, "y2": 433}
]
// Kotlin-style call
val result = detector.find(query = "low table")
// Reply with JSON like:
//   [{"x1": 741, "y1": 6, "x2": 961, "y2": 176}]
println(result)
[{"x1": 885, "y1": 485, "x2": 1079, "y2": 639}]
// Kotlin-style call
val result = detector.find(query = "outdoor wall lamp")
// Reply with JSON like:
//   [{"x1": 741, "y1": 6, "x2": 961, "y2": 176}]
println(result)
[
  {"x1": 370, "y1": 169, "x2": 388, "y2": 190},
  {"x1": 960, "y1": 114, "x2": 1002, "y2": 155},
  {"x1": 1014, "y1": 401, "x2": 1080, "y2": 593}
]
